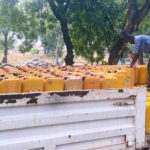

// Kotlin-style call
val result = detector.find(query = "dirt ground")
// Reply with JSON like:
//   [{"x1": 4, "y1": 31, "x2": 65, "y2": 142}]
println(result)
[
  {"x1": 0, "y1": 50, "x2": 88, "y2": 66},
  {"x1": 1, "y1": 49, "x2": 148, "y2": 66}
]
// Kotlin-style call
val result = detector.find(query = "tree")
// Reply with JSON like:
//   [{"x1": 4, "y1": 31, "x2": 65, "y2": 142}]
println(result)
[
  {"x1": 54, "y1": 25, "x2": 64, "y2": 65},
  {"x1": 137, "y1": 13, "x2": 150, "y2": 35},
  {"x1": 20, "y1": 0, "x2": 57, "y2": 54},
  {"x1": 48, "y1": 0, "x2": 74, "y2": 65},
  {"x1": 18, "y1": 0, "x2": 43, "y2": 54},
  {"x1": 41, "y1": 24, "x2": 64, "y2": 59},
  {"x1": 108, "y1": 0, "x2": 150, "y2": 64},
  {"x1": 19, "y1": 41, "x2": 33, "y2": 54},
  {"x1": 136, "y1": 13, "x2": 150, "y2": 64},
  {"x1": 0, "y1": 0, "x2": 25, "y2": 63},
  {"x1": 22, "y1": 0, "x2": 64, "y2": 59},
  {"x1": 68, "y1": 0, "x2": 121, "y2": 65},
  {"x1": 0, "y1": 35, "x2": 15, "y2": 50}
]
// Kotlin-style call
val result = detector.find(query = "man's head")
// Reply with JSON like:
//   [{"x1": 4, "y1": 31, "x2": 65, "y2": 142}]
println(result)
[{"x1": 125, "y1": 34, "x2": 134, "y2": 44}]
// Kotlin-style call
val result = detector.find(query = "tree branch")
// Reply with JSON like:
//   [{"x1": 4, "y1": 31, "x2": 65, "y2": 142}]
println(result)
[
  {"x1": 127, "y1": 0, "x2": 137, "y2": 22},
  {"x1": 138, "y1": 0, "x2": 150, "y2": 16},
  {"x1": 121, "y1": 0, "x2": 138, "y2": 34},
  {"x1": 141, "y1": 0, "x2": 150, "y2": 10},
  {"x1": 130, "y1": 0, "x2": 150, "y2": 32},
  {"x1": 105, "y1": 15, "x2": 118, "y2": 35},
  {"x1": 64, "y1": 0, "x2": 70, "y2": 12},
  {"x1": 121, "y1": 11, "x2": 128, "y2": 31},
  {"x1": 109, "y1": 0, "x2": 150, "y2": 64},
  {"x1": 48, "y1": 0, "x2": 61, "y2": 20},
  {"x1": 56, "y1": 0, "x2": 65, "y2": 5}
]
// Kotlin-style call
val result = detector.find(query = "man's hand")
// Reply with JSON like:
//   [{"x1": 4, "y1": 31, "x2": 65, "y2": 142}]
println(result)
[
  {"x1": 130, "y1": 64, "x2": 136, "y2": 68},
  {"x1": 130, "y1": 64, "x2": 133, "y2": 68},
  {"x1": 126, "y1": 64, "x2": 135, "y2": 68}
]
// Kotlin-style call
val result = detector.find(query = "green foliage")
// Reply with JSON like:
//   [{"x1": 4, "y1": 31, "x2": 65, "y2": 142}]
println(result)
[
  {"x1": 18, "y1": 0, "x2": 40, "y2": 49},
  {"x1": 0, "y1": 0, "x2": 26, "y2": 36},
  {"x1": 19, "y1": 41, "x2": 33, "y2": 54},
  {"x1": 41, "y1": 23, "x2": 64, "y2": 57},
  {"x1": 0, "y1": 35, "x2": 15, "y2": 50},
  {"x1": 0, "y1": 0, "x2": 148, "y2": 64},
  {"x1": 0, "y1": 0, "x2": 27, "y2": 62},
  {"x1": 21, "y1": 0, "x2": 57, "y2": 36},
  {"x1": 122, "y1": 9, "x2": 150, "y2": 59},
  {"x1": 136, "y1": 12, "x2": 150, "y2": 35},
  {"x1": 68, "y1": 0, "x2": 127, "y2": 63},
  {"x1": 30, "y1": 48, "x2": 40, "y2": 55},
  {"x1": 20, "y1": 0, "x2": 58, "y2": 56},
  {"x1": 0, "y1": 49, "x2": 4, "y2": 60},
  {"x1": 101, "y1": 60, "x2": 108, "y2": 65}
]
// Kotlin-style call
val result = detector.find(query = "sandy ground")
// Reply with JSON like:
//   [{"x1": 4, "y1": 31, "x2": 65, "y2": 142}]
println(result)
[{"x1": 0, "y1": 50, "x2": 88, "y2": 66}]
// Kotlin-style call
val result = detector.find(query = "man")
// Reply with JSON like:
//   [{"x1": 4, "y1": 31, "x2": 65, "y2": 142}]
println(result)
[{"x1": 125, "y1": 34, "x2": 150, "y2": 87}]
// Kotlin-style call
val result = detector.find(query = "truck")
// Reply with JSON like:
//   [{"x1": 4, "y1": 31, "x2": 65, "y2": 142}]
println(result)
[{"x1": 0, "y1": 87, "x2": 149, "y2": 150}]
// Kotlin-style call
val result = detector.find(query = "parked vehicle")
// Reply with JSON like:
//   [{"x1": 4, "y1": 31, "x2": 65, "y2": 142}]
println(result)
[
  {"x1": 118, "y1": 58, "x2": 131, "y2": 65},
  {"x1": 0, "y1": 87, "x2": 147, "y2": 150}
]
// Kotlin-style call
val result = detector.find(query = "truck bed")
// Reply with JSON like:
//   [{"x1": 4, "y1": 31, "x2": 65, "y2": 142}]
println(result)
[{"x1": 0, "y1": 88, "x2": 146, "y2": 150}]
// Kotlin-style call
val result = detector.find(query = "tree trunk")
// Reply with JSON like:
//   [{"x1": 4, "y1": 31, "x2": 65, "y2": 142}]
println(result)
[
  {"x1": 55, "y1": 33, "x2": 60, "y2": 66},
  {"x1": 44, "y1": 49, "x2": 47, "y2": 55},
  {"x1": 60, "y1": 20, "x2": 74, "y2": 66},
  {"x1": 2, "y1": 33, "x2": 8, "y2": 63},
  {"x1": 90, "y1": 51, "x2": 94, "y2": 65},
  {"x1": 108, "y1": 0, "x2": 150, "y2": 65},
  {"x1": 108, "y1": 36, "x2": 127, "y2": 64},
  {"x1": 47, "y1": 48, "x2": 50, "y2": 56},
  {"x1": 96, "y1": 60, "x2": 99, "y2": 65},
  {"x1": 48, "y1": 0, "x2": 74, "y2": 66}
]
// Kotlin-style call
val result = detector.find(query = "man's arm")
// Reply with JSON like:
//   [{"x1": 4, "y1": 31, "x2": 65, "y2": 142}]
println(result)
[
  {"x1": 130, "y1": 53, "x2": 140, "y2": 67},
  {"x1": 130, "y1": 37, "x2": 141, "y2": 67}
]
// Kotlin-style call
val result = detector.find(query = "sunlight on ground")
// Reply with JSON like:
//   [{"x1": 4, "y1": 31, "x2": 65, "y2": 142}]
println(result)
[{"x1": 0, "y1": 50, "x2": 88, "y2": 65}]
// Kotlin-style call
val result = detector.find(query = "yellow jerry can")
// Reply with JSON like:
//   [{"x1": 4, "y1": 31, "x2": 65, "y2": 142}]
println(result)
[
  {"x1": 64, "y1": 76, "x2": 82, "y2": 90},
  {"x1": 44, "y1": 77, "x2": 64, "y2": 91},
  {"x1": 138, "y1": 65, "x2": 148, "y2": 85},
  {"x1": 0, "y1": 78, "x2": 22, "y2": 94},
  {"x1": 101, "y1": 76, "x2": 118, "y2": 89},
  {"x1": 146, "y1": 102, "x2": 150, "y2": 134},
  {"x1": 22, "y1": 77, "x2": 44, "y2": 92},
  {"x1": 83, "y1": 77, "x2": 100, "y2": 90}
]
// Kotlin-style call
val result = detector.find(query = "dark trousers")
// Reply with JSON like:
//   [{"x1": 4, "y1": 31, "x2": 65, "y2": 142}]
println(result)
[
  {"x1": 138, "y1": 53, "x2": 144, "y2": 65},
  {"x1": 148, "y1": 56, "x2": 150, "y2": 85}
]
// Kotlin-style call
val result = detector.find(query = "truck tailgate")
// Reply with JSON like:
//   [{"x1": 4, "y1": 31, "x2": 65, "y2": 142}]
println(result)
[{"x1": 0, "y1": 87, "x2": 146, "y2": 150}]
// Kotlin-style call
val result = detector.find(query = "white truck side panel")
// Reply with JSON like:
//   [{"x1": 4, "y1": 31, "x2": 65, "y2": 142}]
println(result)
[{"x1": 0, "y1": 87, "x2": 146, "y2": 150}]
